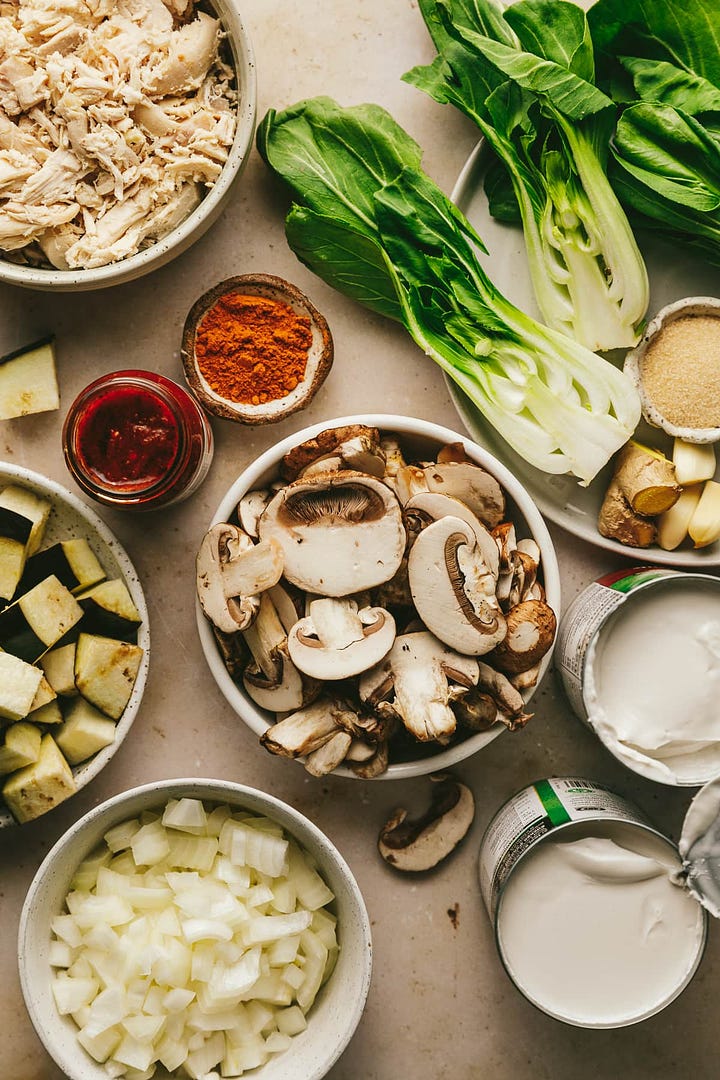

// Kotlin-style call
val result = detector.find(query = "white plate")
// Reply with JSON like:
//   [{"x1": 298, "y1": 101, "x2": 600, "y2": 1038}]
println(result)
[
  {"x1": 0, "y1": 464, "x2": 150, "y2": 827},
  {"x1": 450, "y1": 140, "x2": 720, "y2": 566}
]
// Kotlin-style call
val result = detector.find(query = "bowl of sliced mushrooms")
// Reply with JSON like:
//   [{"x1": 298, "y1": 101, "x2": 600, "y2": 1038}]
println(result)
[{"x1": 195, "y1": 415, "x2": 561, "y2": 779}]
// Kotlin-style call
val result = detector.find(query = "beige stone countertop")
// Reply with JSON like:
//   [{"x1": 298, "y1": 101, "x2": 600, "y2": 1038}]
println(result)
[{"x1": 1, "y1": 2, "x2": 718, "y2": 1079}]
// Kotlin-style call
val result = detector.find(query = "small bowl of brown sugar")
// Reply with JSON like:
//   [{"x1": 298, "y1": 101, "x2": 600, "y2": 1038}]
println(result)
[
  {"x1": 181, "y1": 273, "x2": 334, "y2": 424},
  {"x1": 624, "y1": 296, "x2": 720, "y2": 443}
]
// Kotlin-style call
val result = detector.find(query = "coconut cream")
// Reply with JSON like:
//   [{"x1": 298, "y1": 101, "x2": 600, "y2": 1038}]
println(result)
[{"x1": 497, "y1": 828, "x2": 705, "y2": 1027}]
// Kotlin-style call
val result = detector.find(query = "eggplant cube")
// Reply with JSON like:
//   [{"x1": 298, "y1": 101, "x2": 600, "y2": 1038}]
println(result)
[
  {"x1": 0, "y1": 721, "x2": 42, "y2": 774},
  {"x1": 0, "y1": 575, "x2": 83, "y2": 662},
  {"x1": 55, "y1": 698, "x2": 116, "y2": 764},
  {"x1": 76, "y1": 580, "x2": 142, "y2": 640},
  {"x1": 29, "y1": 699, "x2": 63, "y2": 726},
  {"x1": 21, "y1": 539, "x2": 106, "y2": 596},
  {"x1": 40, "y1": 643, "x2": 78, "y2": 697},
  {"x1": 0, "y1": 337, "x2": 59, "y2": 420},
  {"x1": 27, "y1": 674, "x2": 57, "y2": 714},
  {"x1": 74, "y1": 634, "x2": 143, "y2": 720},
  {"x1": 2, "y1": 733, "x2": 76, "y2": 822},
  {"x1": 0, "y1": 651, "x2": 44, "y2": 721},
  {"x1": 0, "y1": 486, "x2": 51, "y2": 556}
]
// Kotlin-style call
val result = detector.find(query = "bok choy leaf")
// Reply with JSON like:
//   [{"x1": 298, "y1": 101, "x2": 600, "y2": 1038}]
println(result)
[
  {"x1": 404, "y1": 0, "x2": 649, "y2": 351},
  {"x1": 257, "y1": 96, "x2": 640, "y2": 485}
]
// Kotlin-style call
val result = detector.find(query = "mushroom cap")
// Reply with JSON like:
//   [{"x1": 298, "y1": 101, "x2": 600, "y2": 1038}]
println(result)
[
  {"x1": 196, "y1": 522, "x2": 279, "y2": 633},
  {"x1": 258, "y1": 470, "x2": 406, "y2": 596},
  {"x1": 408, "y1": 516, "x2": 507, "y2": 655},
  {"x1": 404, "y1": 490, "x2": 500, "y2": 579}
]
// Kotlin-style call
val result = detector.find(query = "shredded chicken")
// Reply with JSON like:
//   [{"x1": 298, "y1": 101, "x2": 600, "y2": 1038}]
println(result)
[{"x1": 0, "y1": 0, "x2": 237, "y2": 269}]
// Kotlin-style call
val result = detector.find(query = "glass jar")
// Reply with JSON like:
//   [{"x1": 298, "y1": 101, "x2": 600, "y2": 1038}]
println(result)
[{"x1": 63, "y1": 370, "x2": 214, "y2": 510}]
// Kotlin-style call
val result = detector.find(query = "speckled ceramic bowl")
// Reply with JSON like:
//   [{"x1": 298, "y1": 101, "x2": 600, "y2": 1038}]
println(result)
[
  {"x1": 0, "y1": 463, "x2": 149, "y2": 828},
  {"x1": 18, "y1": 778, "x2": 372, "y2": 1080},
  {"x1": 0, "y1": 0, "x2": 256, "y2": 292},
  {"x1": 197, "y1": 414, "x2": 562, "y2": 780}
]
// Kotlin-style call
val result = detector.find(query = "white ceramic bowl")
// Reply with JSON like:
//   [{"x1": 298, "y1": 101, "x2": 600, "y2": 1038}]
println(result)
[
  {"x1": 0, "y1": 0, "x2": 256, "y2": 292},
  {"x1": 0, "y1": 463, "x2": 149, "y2": 827},
  {"x1": 18, "y1": 778, "x2": 373, "y2": 1080},
  {"x1": 197, "y1": 414, "x2": 562, "y2": 780}
]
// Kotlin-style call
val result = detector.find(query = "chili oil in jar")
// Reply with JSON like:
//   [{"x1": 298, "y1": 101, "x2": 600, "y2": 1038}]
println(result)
[{"x1": 63, "y1": 370, "x2": 213, "y2": 510}]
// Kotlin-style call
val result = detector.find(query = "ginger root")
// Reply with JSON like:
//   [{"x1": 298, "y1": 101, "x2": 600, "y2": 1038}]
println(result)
[
  {"x1": 614, "y1": 440, "x2": 680, "y2": 516},
  {"x1": 598, "y1": 477, "x2": 657, "y2": 548}
]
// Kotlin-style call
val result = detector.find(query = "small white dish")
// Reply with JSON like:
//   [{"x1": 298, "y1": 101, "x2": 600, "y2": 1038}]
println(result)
[
  {"x1": 196, "y1": 413, "x2": 561, "y2": 780},
  {"x1": 18, "y1": 777, "x2": 372, "y2": 1080},
  {"x1": 0, "y1": 463, "x2": 149, "y2": 827}
]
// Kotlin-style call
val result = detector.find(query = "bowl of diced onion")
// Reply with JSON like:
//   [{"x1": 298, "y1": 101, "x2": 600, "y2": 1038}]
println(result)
[{"x1": 18, "y1": 778, "x2": 372, "y2": 1080}]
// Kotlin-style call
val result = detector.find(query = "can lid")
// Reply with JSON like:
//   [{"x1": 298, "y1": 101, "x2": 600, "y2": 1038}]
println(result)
[{"x1": 680, "y1": 776, "x2": 720, "y2": 917}]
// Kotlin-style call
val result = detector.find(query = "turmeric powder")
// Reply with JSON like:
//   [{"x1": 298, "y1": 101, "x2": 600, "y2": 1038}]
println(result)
[{"x1": 194, "y1": 292, "x2": 312, "y2": 405}]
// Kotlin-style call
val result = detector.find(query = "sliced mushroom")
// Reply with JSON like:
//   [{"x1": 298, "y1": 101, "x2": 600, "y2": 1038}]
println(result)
[
  {"x1": 297, "y1": 434, "x2": 387, "y2": 480},
  {"x1": 237, "y1": 489, "x2": 273, "y2": 540},
  {"x1": 476, "y1": 661, "x2": 530, "y2": 729},
  {"x1": 287, "y1": 598, "x2": 396, "y2": 680},
  {"x1": 404, "y1": 491, "x2": 500, "y2": 579},
  {"x1": 392, "y1": 464, "x2": 429, "y2": 505},
  {"x1": 490, "y1": 599, "x2": 557, "y2": 675},
  {"x1": 242, "y1": 592, "x2": 318, "y2": 712},
  {"x1": 304, "y1": 730, "x2": 354, "y2": 776},
  {"x1": 211, "y1": 626, "x2": 249, "y2": 682},
  {"x1": 267, "y1": 581, "x2": 305, "y2": 634},
  {"x1": 436, "y1": 442, "x2": 471, "y2": 464},
  {"x1": 196, "y1": 523, "x2": 284, "y2": 633},
  {"x1": 453, "y1": 689, "x2": 498, "y2": 731},
  {"x1": 422, "y1": 462, "x2": 505, "y2": 528},
  {"x1": 493, "y1": 522, "x2": 517, "y2": 573},
  {"x1": 258, "y1": 470, "x2": 406, "y2": 596},
  {"x1": 380, "y1": 435, "x2": 407, "y2": 482},
  {"x1": 279, "y1": 425, "x2": 381, "y2": 481},
  {"x1": 359, "y1": 631, "x2": 478, "y2": 742},
  {"x1": 260, "y1": 696, "x2": 344, "y2": 758},
  {"x1": 408, "y1": 516, "x2": 506, "y2": 656},
  {"x1": 378, "y1": 774, "x2": 475, "y2": 872}
]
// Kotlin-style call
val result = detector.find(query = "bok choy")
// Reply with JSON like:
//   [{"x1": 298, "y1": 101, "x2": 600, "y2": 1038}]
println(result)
[
  {"x1": 257, "y1": 97, "x2": 640, "y2": 485},
  {"x1": 589, "y1": 0, "x2": 720, "y2": 267},
  {"x1": 404, "y1": 0, "x2": 649, "y2": 351}
]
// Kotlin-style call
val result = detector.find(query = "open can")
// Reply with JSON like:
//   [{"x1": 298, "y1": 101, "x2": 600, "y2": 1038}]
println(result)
[
  {"x1": 556, "y1": 567, "x2": 720, "y2": 785},
  {"x1": 479, "y1": 776, "x2": 720, "y2": 1028}
]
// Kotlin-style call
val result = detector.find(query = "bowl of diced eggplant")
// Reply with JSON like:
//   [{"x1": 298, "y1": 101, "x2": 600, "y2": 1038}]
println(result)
[
  {"x1": 195, "y1": 415, "x2": 561, "y2": 780},
  {"x1": 0, "y1": 464, "x2": 149, "y2": 826}
]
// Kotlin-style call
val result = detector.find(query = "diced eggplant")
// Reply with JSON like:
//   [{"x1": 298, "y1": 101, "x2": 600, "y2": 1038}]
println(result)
[
  {"x1": 2, "y1": 733, "x2": 76, "y2": 823},
  {"x1": 55, "y1": 698, "x2": 116, "y2": 764},
  {"x1": 30, "y1": 699, "x2": 63, "y2": 726},
  {"x1": 0, "y1": 575, "x2": 83, "y2": 662},
  {"x1": 40, "y1": 642, "x2": 78, "y2": 697},
  {"x1": 0, "y1": 533, "x2": 27, "y2": 604},
  {"x1": 75, "y1": 579, "x2": 142, "y2": 640},
  {"x1": 20, "y1": 539, "x2": 106, "y2": 596},
  {"x1": 27, "y1": 674, "x2": 57, "y2": 713},
  {"x1": 74, "y1": 634, "x2": 144, "y2": 720},
  {"x1": 0, "y1": 721, "x2": 42, "y2": 774},
  {"x1": 0, "y1": 336, "x2": 59, "y2": 420},
  {"x1": 0, "y1": 489, "x2": 52, "y2": 602},
  {"x1": 0, "y1": 486, "x2": 51, "y2": 556},
  {"x1": 0, "y1": 651, "x2": 44, "y2": 721}
]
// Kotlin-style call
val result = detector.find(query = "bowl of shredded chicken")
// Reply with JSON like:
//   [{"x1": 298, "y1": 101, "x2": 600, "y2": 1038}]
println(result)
[{"x1": 0, "y1": 0, "x2": 256, "y2": 289}]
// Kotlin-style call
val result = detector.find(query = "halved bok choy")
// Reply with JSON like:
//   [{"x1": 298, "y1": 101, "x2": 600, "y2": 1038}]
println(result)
[{"x1": 257, "y1": 96, "x2": 640, "y2": 485}]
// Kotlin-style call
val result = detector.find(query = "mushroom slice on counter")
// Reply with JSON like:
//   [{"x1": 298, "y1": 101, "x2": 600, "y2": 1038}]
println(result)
[
  {"x1": 196, "y1": 523, "x2": 284, "y2": 633},
  {"x1": 404, "y1": 491, "x2": 500, "y2": 579},
  {"x1": 241, "y1": 593, "x2": 318, "y2": 712},
  {"x1": 378, "y1": 773, "x2": 475, "y2": 872},
  {"x1": 422, "y1": 462, "x2": 505, "y2": 528},
  {"x1": 359, "y1": 631, "x2": 478, "y2": 742},
  {"x1": 287, "y1": 598, "x2": 396, "y2": 680},
  {"x1": 490, "y1": 599, "x2": 557, "y2": 675},
  {"x1": 258, "y1": 470, "x2": 406, "y2": 596},
  {"x1": 408, "y1": 516, "x2": 506, "y2": 656}
]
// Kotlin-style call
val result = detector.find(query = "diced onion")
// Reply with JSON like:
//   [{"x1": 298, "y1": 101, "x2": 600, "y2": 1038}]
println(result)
[{"x1": 50, "y1": 801, "x2": 339, "y2": 1077}]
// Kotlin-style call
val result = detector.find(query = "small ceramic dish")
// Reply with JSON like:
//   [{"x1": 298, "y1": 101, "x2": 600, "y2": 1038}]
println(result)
[
  {"x1": 181, "y1": 273, "x2": 334, "y2": 424},
  {"x1": 196, "y1": 413, "x2": 561, "y2": 780},
  {"x1": 624, "y1": 296, "x2": 720, "y2": 443},
  {"x1": 18, "y1": 777, "x2": 372, "y2": 1080},
  {"x1": 0, "y1": 464, "x2": 149, "y2": 827}
]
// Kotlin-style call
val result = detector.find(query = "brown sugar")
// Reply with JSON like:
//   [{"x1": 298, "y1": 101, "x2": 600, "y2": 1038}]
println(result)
[{"x1": 640, "y1": 314, "x2": 720, "y2": 429}]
